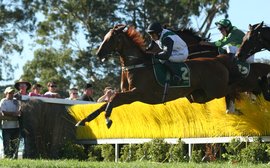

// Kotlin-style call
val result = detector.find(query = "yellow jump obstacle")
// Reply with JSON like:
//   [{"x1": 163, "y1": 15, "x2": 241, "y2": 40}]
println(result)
[{"x1": 69, "y1": 95, "x2": 270, "y2": 140}]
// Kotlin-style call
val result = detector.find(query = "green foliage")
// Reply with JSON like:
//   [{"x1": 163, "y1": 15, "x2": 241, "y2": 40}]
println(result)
[
  {"x1": 58, "y1": 141, "x2": 87, "y2": 160},
  {"x1": 168, "y1": 139, "x2": 189, "y2": 162},
  {"x1": 148, "y1": 139, "x2": 170, "y2": 162},
  {"x1": 27, "y1": 137, "x2": 270, "y2": 164},
  {"x1": 240, "y1": 138, "x2": 269, "y2": 164},
  {"x1": 120, "y1": 144, "x2": 140, "y2": 162},
  {"x1": 135, "y1": 142, "x2": 151, "y2": 161},
  {"x1": 1, "y1": 159, "x2": 269, "y2": 168},
  {"x1": 222, "y1": 138, "x2": 245, "y2": 163},
  {"x1": 101, "y1": 144, "x2": 115, "y2": 162},
  {"x1": 191, "y1": 149, "x2": 203, "y2": 163},
  {"x1": 0, "y1": 0, "x2": 36, "y2": 81},
  {"x1": 87, "y1": 145, "x2": 103, "y2": 161}
]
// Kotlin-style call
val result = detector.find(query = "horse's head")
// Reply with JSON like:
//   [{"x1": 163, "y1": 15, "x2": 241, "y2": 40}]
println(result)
[
  {"x1": 96, "y1": 24, "x2": 147, "y2": 67},
  {"x1": 96, "y1": 24, "x2": 127, "y2": 61},
  {"x1": 236, "y1": 22, "x2": 264, "y2": 61}
]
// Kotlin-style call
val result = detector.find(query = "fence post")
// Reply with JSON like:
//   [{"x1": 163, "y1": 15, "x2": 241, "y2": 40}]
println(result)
[
  {"x1": 115, "y1": 143, "x2": 119, "y2": 162},
  {"x1": 188, "y1": 143, "x2": 192, "y2": 161}
]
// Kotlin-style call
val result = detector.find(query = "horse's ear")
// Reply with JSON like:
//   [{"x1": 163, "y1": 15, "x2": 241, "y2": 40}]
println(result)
[
  {"x1": 115, "y1": 24, "x2": 127, "y2": 32},
  {"x1": 254, "y1": 22, "x2": 264, "y2": 30},
  {"x1": 249, "y1": 24, "x2": 253, "y2": 30}
]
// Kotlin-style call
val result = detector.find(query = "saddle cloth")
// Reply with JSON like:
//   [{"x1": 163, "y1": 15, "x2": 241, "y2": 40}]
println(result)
[{"x1": 152, "y1": 58, "x2": 190, "y2": 87}]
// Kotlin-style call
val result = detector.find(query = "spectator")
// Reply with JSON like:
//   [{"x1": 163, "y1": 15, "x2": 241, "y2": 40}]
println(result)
[
  {"x1": 79, "y1": 83, "x2": 94, "y2": 101},
  {"x1": 0, "y1": 87, "x2": 21, "y2": 159},
  {"x1": 66, "y1": 88, "x2": 79, "y2": 100},
  {"x1": 44, "y1": 81, "x2": 61, "y2": 98},
  {"x1": 29, "y1": 83, "x2": 44, "y2": 97},
  {"x1": 14, "y1": 79, "x2": 31, "y2": 100},
  {"x1": 97, "y1": 87, "x2": 115, "y2": 103}
]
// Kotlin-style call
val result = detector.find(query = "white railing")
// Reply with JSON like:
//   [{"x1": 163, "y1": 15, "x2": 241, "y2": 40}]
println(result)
[{"x1": 76, "y1": 136, "x2": 270, "y2": 162}]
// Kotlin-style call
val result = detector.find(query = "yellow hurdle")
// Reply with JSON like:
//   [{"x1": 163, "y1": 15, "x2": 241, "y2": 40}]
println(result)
[{"x1": 68, "y1": 95, "x2": 270, "y2": 140}]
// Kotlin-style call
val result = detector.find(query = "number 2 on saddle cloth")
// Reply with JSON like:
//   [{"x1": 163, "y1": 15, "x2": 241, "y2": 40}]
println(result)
[{"x1": 152, "y1": 58, "x2": 191, "y2": 87}]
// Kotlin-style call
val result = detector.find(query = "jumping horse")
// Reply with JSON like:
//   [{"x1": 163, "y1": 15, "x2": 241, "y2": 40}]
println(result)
[
  {"x1": 76, "y1": 25, "x2": 231, "y2": 128},
  {"x1": 235, "y1": 21, "x2": 270, "y2": 102},
  {"x1": 236, "y1": 22, "x2": 270, "y2": 61},
  {"x1": 149, "y1": 27, "x2": 270, "y2": 112}
]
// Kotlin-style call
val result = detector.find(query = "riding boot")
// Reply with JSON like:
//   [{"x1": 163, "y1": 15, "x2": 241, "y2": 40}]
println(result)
[
  {"x1": 229, "y1": 58, "x2": 243, "y2": 84},
  {"x1": 164, "y1": 61, "x2": 181, "y2": 81}
]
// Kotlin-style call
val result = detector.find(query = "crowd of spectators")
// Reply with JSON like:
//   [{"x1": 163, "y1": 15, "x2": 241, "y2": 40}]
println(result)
[{"x1": 0, "y1": 78, "x2": 116, "y2": 159}]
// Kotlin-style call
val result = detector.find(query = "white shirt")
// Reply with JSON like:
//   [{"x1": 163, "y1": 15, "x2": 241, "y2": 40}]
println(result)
[
  {"x1": 0, "y1": 98, "x2": 20, "y2": 129},
  {"x1": 44, "y1": 91, "x2": 58, "y2": 97}
]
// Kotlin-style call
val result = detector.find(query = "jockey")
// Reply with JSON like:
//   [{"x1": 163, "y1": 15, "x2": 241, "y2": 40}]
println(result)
[
  {"x1": 201, "y1": 18, "x2": 254, "y2": 63},
  {"x1": 146, "y1": 22, "x2": 189, "y2": 81}
]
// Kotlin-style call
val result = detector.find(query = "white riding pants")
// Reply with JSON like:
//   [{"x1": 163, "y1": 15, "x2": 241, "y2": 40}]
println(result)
[{"x1": 223, "y1": 45, "x2": 255, "y2": 63}]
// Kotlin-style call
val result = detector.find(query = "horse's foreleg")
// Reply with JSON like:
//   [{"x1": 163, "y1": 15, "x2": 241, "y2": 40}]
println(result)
[
  {"x1": 75, "y1": 103, "x2": 107, "y2": 127},
  {"x1": 102, "y1": 90, "x2": 143, "y2": 128},
  {"x1": 104, "y1": 102, "x2": 113, "y2": 128}
]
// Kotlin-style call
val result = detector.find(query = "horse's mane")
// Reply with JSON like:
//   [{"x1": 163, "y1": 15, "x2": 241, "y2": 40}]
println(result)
[
  {"x1": 168, "y1": 27, "x2": 203, "y2": 41},
  {"x1": 125, "y1": 26, "x2": 146, "y2": 50},
  {"x1": 250, "y1": 22, "x2": 270, "y2": 30}
]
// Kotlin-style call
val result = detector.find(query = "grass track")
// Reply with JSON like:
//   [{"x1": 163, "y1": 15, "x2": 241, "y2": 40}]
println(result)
[{"x1": 0, "y1": 159, "x2": 269, "y2": 168}]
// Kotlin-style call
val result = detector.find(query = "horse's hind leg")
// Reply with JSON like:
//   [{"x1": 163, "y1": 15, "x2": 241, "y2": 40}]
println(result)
[{"x1": 75, "y1": 103, "x2": 107, "y2": 127}]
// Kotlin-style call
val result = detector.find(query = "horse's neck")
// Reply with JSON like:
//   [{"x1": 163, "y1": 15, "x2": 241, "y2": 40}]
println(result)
[
  {"x1": 262, "y1": 28, "x2": 270, "y2": 50},
  {"x1": 181, "y1": 35, "x2": 200, "y2": 46},
  {"x1": 120, "y1": 45, "x2": 146, "y2": 67}
]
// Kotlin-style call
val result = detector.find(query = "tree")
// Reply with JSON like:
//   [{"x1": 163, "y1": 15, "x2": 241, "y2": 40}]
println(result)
[
  {"x1": 0, "y1": 0, "x2": 36, "y2": 81},
  {"x1": 22, "y1": 0, "x2": 123, "y2": 97},
  {"x1": 17, "y1": 0, "x2": 229, "y2": 97}
]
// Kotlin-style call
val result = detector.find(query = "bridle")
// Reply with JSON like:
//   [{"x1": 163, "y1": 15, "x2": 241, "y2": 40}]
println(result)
[{"x1": 111, "y1": 29, "x2": 148, "y2": 72}]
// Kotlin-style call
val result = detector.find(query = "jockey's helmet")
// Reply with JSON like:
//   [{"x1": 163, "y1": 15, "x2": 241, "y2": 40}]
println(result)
[
  {"x1": 146, "y1": 22, "x2": 163, "y2": 35},
  {"x1": 215, "y1": 19, "x2": 232, "y2": 29}
]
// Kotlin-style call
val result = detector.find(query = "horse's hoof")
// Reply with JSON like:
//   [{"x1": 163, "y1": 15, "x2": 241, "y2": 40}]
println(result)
[
  {"x1": 75, "y1": 120, "x2": 85, "y2": 127},
  {"x1": 226, "y1": 109, "x2": 243, "y2": 115},
  {"x1": 106, "y1": 120, "x2": 113, "y2": 129}
]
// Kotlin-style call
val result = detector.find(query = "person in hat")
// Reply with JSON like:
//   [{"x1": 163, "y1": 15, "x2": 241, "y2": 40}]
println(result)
[
  {"x1": 0, "y1": 86, "x2": 21, "y2": 158},
  {"x1": 146, "y1": 22, "x2": 189, "y2": 82},
  {"x1": 213, "y1": 19, "x2": 245, "y2": 54},
  {"x1": 14, "y1": 79, "x2": 32, "y2": 100},
  {"x1": 79, "y1": 83, "x2": 94, "y2": 101},
  {"x1": 200, "y1": 19, "x2": 255, "y2": 62}
]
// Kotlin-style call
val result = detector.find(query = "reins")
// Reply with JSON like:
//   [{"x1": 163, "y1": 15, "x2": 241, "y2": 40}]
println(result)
[{"x1": 122, "y1": 63, "x2": 146, "y2": 71}]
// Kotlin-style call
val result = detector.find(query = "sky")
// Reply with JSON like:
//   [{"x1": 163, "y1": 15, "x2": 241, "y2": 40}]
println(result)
[{"x1": 6, "y1": 0, "x2": 270, "y2": 86}]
